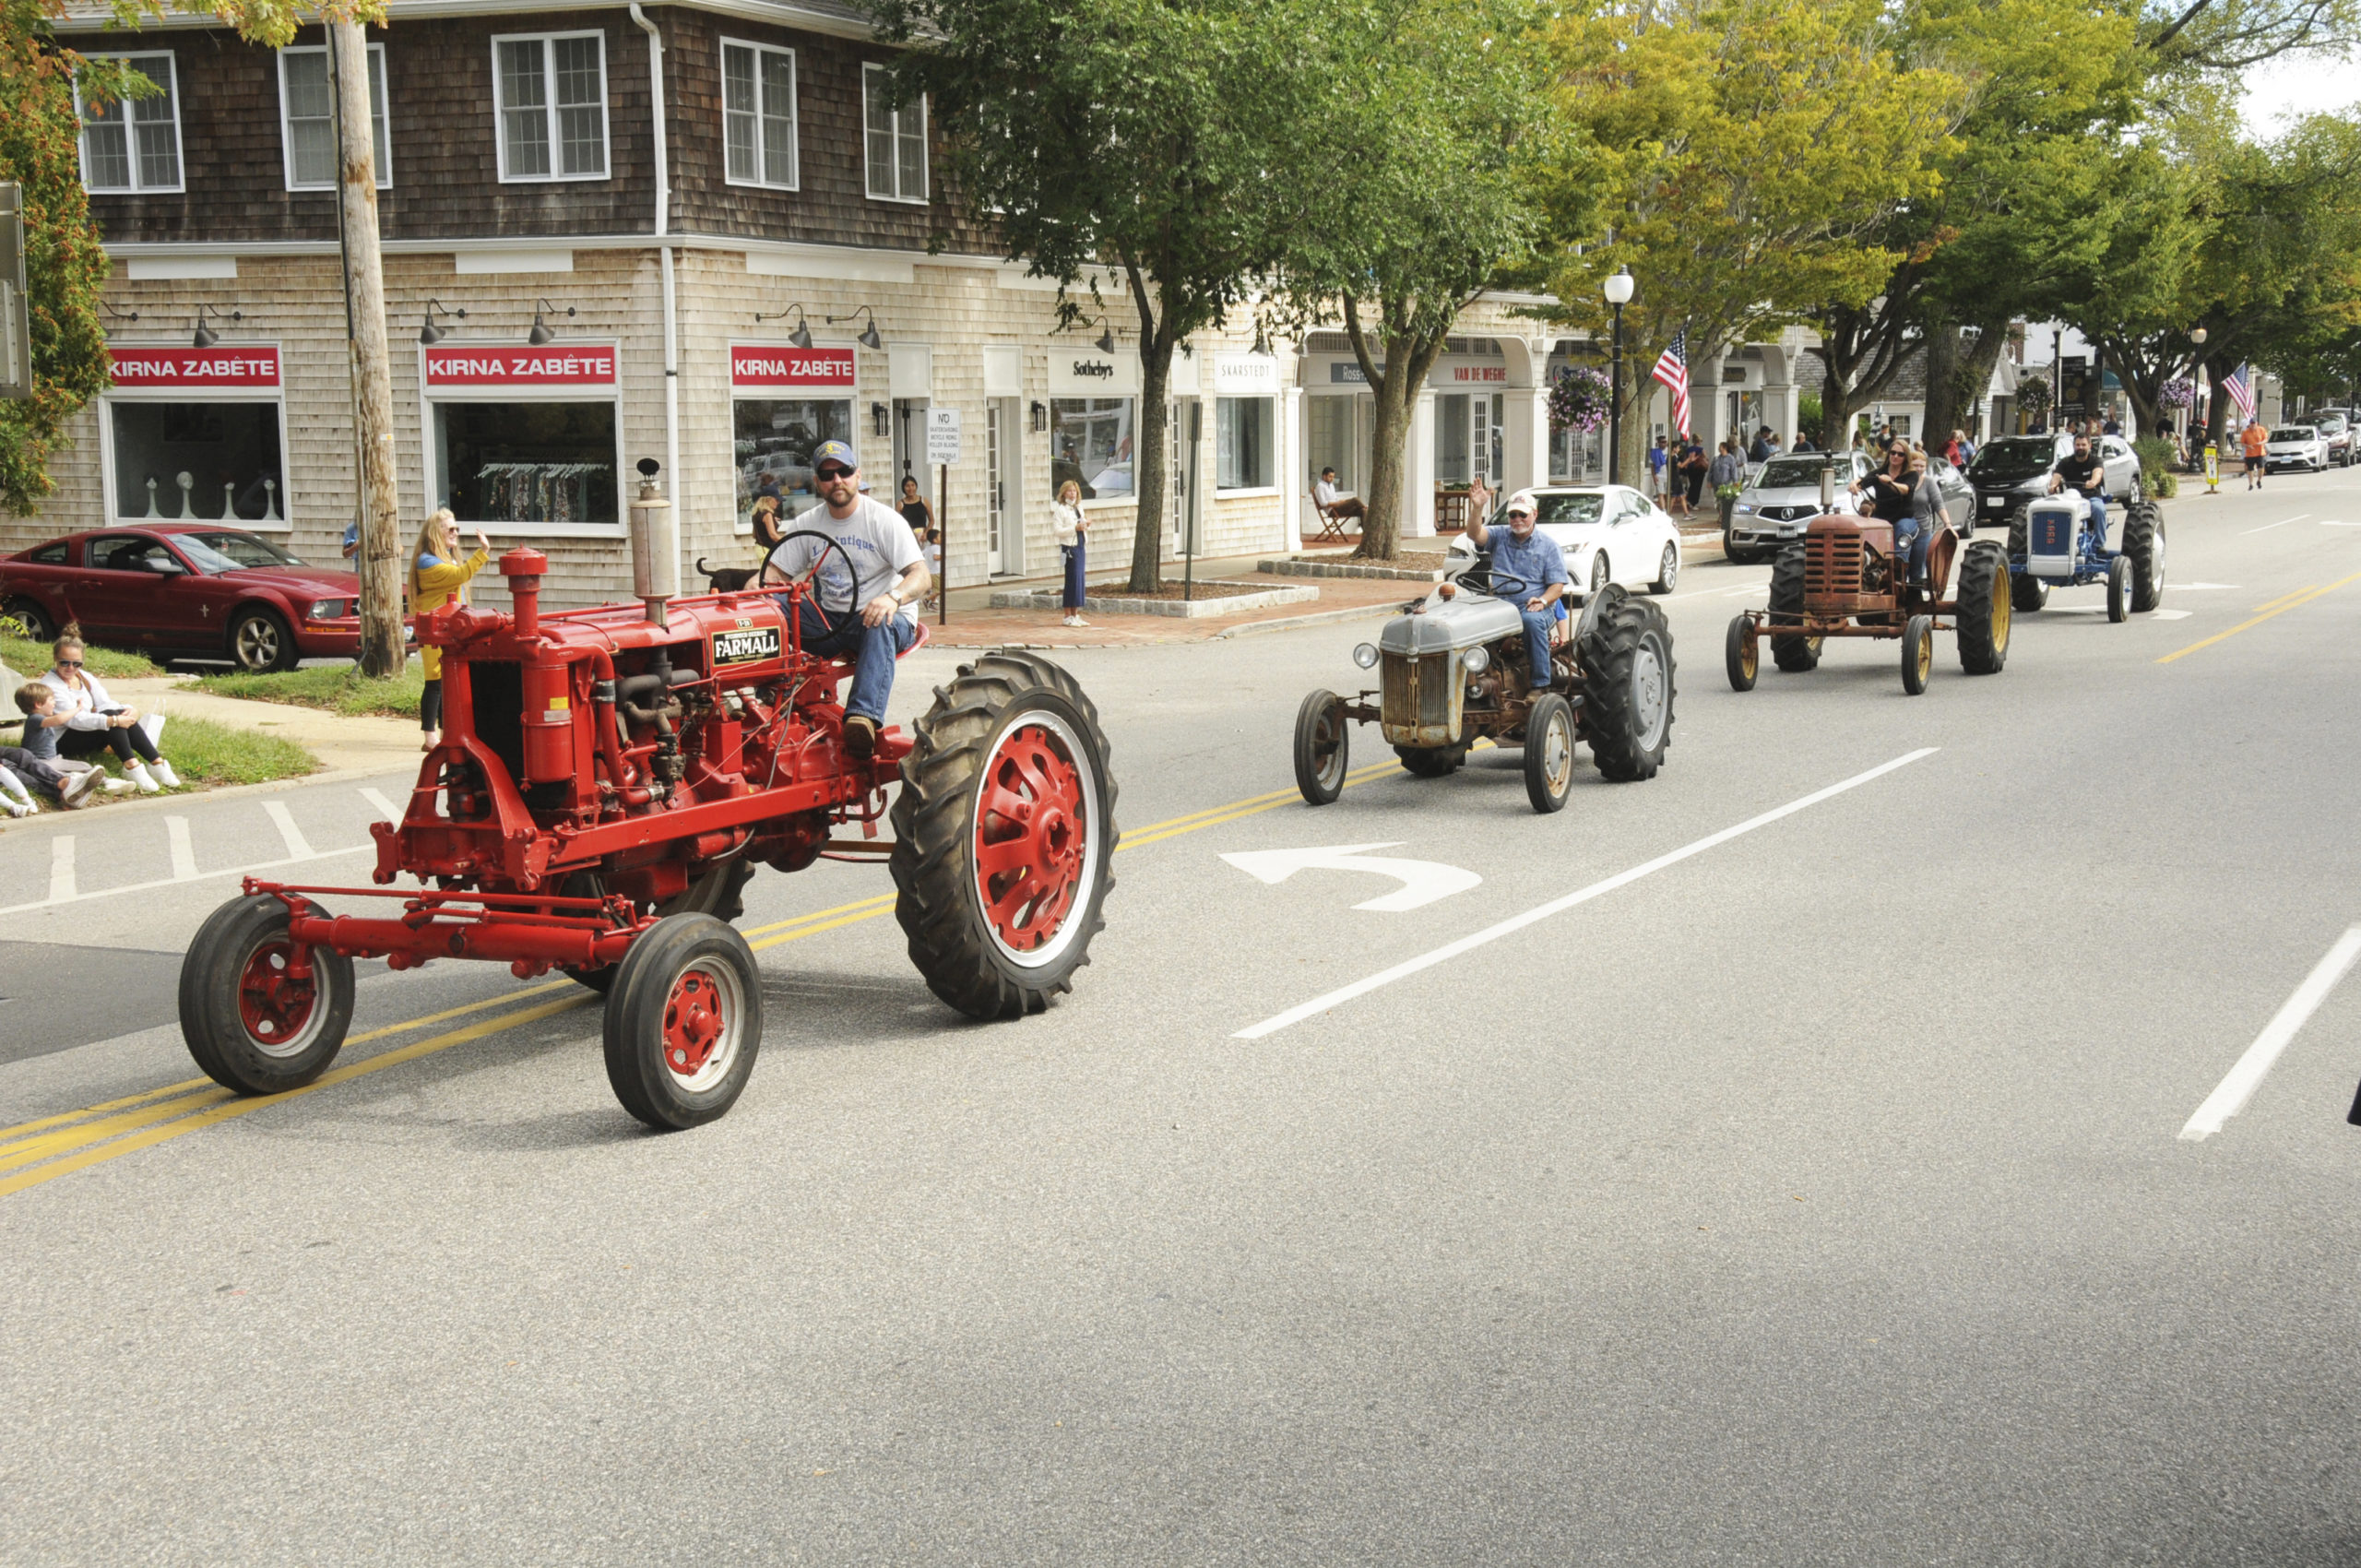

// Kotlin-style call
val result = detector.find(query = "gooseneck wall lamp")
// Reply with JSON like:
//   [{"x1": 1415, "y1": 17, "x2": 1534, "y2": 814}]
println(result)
[
  {"x1": 192, "y1": 303, "x2": 243, "y2": 350},
  {"x1": 754, "y1": 303, "x2": 814, "y2": 350},
  {"x1": 419, "y1": 301, "x2": 467, "y2": 346},
  {"x1": 827, "y1": 304, "x2": 886, "y2": 351},
  {"x1": 527, "y1": 298, "x2": 576, "y2": 346}
]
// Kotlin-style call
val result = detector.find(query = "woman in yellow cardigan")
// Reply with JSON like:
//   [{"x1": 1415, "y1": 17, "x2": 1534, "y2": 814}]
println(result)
[{"x1": 409, "y1": 508, "x2": 492, "y2": 751}]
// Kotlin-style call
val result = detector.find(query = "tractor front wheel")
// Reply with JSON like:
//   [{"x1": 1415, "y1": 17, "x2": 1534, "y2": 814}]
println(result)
[
  {"x1": 180, "y1": 894, "x2": 355, "y2": 1094},
  {"x1": 1767, "y1": 542, "x2": 1821, "y2": 671},
  {"x1": 1725, "y1": 616, "x2": 1758, "y2": 691},
  {"x1": 1294, "y1": 690, "x2": 1350, "y2": 804},
  {"x1": 1902, "y1": 615, "x2": 1934, "y2": 695},
  {"x1": 602, "y1": 914, "x2": 762, "y2": 1130},
  {"x1": 1955, "y1": 539, "x2": 2011, "y2": 675},
  {"x1": 1523, "y1": 693, "x2": 1576, "y2": 814},
  {"x1": 2106, "y1": 556, "x2": 2134, "y2": 623},
  {"x1": 2124, "y1": 504, "x2": 2165, "y2": 612},
  {"x1": 892, "y1": 650, "x2": 1117, "y2": 1020},
  {"x1": 1580, "y1": 586, "x2": 1675, "y2": 781}
]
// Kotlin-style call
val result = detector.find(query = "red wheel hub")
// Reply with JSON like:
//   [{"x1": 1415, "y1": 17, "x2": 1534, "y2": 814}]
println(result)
[
  {"x1": 662, "y1": 970, "x2": 727, "y2": 1079},
  {"x1": 974, "y1": 722, "x2": 1089, "y2": 954},
  {"x1": 237, "y1": 941, "x2": 318, "y2": 1046}
]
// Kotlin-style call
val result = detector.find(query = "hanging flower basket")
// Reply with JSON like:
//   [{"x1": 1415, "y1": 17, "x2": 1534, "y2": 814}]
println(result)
[
  {"x1": 2160, "y1": 378, "x2": 2194, "y2": 410},
  {"x1": 1548, "y1": 367, "x2": 1611, "y2": 434},
  {"x1": 2017, "y1": 374, "x2": 2052, "y2": 419}
]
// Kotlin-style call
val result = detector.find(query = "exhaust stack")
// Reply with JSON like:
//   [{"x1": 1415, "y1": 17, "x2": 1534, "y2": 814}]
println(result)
[{"x1": 628, "y1": 457, "x2": 679, "y2": 627}]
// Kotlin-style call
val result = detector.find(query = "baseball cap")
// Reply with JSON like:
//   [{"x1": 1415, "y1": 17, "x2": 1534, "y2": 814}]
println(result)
[
  {"x1": 812, "y1": 440, "x2": 860, "y2": 473},
  {"x1": 1505, "y1": 491, "x2": 1539, "y2": 515}
]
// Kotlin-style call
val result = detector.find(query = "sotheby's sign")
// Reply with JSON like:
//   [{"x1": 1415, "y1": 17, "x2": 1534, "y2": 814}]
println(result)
[{"x1": 1049, "y1": 350, "x2": 1139, "y2": 398}]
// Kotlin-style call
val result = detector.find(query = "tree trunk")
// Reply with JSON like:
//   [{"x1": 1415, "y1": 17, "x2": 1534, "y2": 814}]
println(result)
[
  {"x1": 1122, "y1": 276, "x2": 1172, "y2": 594},
  {"x1": 1920, "y1": 317, "x2": 1960, "y2": 442},
  {"x1": 1358, "y1": 363, "x2": 1413, "y2": 560},
  {"x1": 1821, "y1": 363, "x2": 1858, "y2": 453},
  {"x1": 333, "y1": 21, "x2": 402, "y2": 678},
  {"x1": 2201, "y1": 351, "x2": 2233, "y2": 452}
]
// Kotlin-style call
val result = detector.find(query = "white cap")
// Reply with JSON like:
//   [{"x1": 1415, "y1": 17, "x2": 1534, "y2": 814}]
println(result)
[{"x1": 1504, "y1": 491, "x2": 1539, "y2": 516}]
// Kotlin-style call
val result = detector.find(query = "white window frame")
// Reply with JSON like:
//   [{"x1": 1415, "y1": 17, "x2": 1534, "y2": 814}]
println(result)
[
  {"x1": 860, "y1": 63, "x2": 927, "y2": 205},
  {"x1": 490, "y1": 30, "x2": 611, "y2": 184},
  {"x1": 75, "y1": 52, "x2": 184, "y2": 196},
  {"x1": 718, "y1": 38, "x2": 799, "y2": 191},
  {"x1": 277, "y1": 43, "x2": 391, "y2": 192},
  {"x1": 98, "y1": 353, "x2": 295, "y2": 534}
]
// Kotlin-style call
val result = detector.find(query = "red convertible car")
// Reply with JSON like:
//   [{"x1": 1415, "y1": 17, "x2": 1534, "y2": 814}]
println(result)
[{"x1": 2, "y1": 525, "x2": 367, "y2": 671}]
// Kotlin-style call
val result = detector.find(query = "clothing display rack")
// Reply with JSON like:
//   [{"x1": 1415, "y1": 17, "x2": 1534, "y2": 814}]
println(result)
[{"x1": 475, "y1": 461, "x2": 609, "y2": 524}]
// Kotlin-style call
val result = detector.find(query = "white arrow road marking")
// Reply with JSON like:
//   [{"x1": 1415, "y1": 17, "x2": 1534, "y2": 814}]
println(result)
[
  {"x1": 1221, "y1": 842, "x2": 1482, "y2": 913},
  {"x1": 1236, "y1": 748, "x2": 1938, "y2": 1039},
  {"x1": 2180, "y1": 926, "x2": 2361, "y2": 1141}
]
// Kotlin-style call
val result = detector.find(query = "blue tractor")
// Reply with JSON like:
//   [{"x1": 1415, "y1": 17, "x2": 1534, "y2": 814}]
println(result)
[{"x1": 2008, "y1": 491, "x2": 2165, "y2": 622}]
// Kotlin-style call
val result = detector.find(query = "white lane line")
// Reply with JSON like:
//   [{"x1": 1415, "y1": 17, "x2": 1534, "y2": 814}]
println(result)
[
  {"x1": 2180, "y1": 926, "x2": 2361, "y2": 1142},
  {"x1": 165, "y1": 816, "x2": 197, "y2": 881},
  {"x1": 48, "y1": 837, "x2": 75, "y2": 904},
  {"x1": 0, "y1": 841, "x2": 374, "y2": 919},
  {"x1": 1236, "y1": 748, "x2": 1939, "y2": 1039},
  {"x1": 262, "y1": 800, "x2": 314, "y2": 861},
  {"x1": 360, "y1": 787, "x2": 402, "y2": 822},
  {"x1": 2241, "y1": 515, "x2": 2308, "y2": 534}
]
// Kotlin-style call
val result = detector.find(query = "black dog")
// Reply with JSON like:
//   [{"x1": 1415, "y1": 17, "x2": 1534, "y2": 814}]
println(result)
[{"x1": 696, "y1": 556, "x2": 764, "y2": 593}]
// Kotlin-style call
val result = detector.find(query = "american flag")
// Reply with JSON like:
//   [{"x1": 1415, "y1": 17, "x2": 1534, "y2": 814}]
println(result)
[
  {"x1": 2222, "y1": 363, "x2": 2255, "y2": 421},
  {"x1": 1652, "y1": 329, "x2": 1692, "y2": 438}
]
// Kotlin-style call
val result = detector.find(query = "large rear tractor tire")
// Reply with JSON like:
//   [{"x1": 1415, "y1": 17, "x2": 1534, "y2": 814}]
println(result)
[
  {"x1": 1395, "y1": 743, "x2": 1465, "y2": 778},
  {"x1": 601, "y1": 913, "x2": 762, "y2": 1131},
  {"x1": 2124, "y1": 504, "x2": 2165, "y2": 612},
  {"x1": 1580, "y1": 587, "x2": 1675, "y2": 782},
  {"x1": 2011, "y1": 572, "x2": 2050, "y2": 612},
  {"x1": 891, "y1": 650, "x2": 1117, "y2": 1020},
  {"x1": 1523, "y1": 693, "x2": 1577, "y2": 814},
  {"x1": 1955, "y1": 539, "x2": 2011, "y2": 675},
  {"x1": 2005, "y1": 503, "x2": 2030, "y2": 557},
  {"x1": 180, "y1": 894, "x2": 356, "y2": 1095},
  {"x1": 1293, "y1": 690, "x2": 1349, "y2": 805},
  {"x1": 1767, "y1": 542, "x2": 1821, "y2": 672},
  {"x1": 1902, "y1": 614, "x2": 1934, "y2": 696}
]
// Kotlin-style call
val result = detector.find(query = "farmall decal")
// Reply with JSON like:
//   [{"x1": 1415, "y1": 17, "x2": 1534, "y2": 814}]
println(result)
[
  {"x1": 108, "y1": 346, "x2": 282, "y2": 388},
  {"x1": 424, "y1": 347, "x2": 619, "y2": 386},
  {"x1": 712, "y1": 625, "x2": 784, "y2": 666}
]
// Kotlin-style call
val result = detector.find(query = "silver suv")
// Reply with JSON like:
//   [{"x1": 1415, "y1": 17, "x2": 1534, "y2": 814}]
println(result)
[{"x1": 1724, "y1": 451, "x2": 1872, "y2": 564}]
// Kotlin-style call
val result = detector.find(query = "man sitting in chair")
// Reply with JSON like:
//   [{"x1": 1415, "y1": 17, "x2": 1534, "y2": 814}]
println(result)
[
  {"x1": 1464, "y1": 491, "x2": 1570, "y2": 692},
  {"x1": 761, "y1": 440, "x2": 930, "y2": 761},
  {"x1": 1311, "y1": 468, "x2": 1366, "y2": 529}
]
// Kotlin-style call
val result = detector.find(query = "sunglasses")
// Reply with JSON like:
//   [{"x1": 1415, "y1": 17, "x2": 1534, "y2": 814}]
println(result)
[
  {"x1": 55, "y1": 659, "x2": 82, "y2": 668},
  {"x1": 815, "y1": 466, "x2": 855, "y2": 481}
]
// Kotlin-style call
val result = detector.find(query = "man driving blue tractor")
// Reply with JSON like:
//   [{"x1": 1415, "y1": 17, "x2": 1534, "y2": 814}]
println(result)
[{"x1": 2049, "y1": 430, "x2": 2109, "y2": 545}]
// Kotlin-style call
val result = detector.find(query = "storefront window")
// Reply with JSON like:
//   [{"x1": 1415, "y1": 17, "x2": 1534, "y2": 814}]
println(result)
[
  {"x1": 1050, "y1": 398, "x2": 1133, "y2": 500},
  {"x1": 733, "y1": 397, "x2": 852, "y2": 526},
  {"x1": 433, "y1": 401, "x2": 617, "y2": 526},
  {"x1": 1435, "y1": 392, "x2": 1471, "y2": 485},
  {"x1": 110, "y1": 401, "x2": 283, "y2": 522},
  {"x1": 1307, "y1": 395, "x2": 1358, "y2": 492},
  {"x1": 1216, "y1": 397, "x2": 1275, "y2": 491}
]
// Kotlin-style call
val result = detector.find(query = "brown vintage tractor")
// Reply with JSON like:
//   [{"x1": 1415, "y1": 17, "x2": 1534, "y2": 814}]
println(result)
[
  {"x1": 1724, "y1": 468, "x2": 2011, "y2": 696},
  {"x1": 177, "y1": 466, "x2": 1116, "y2": 1131}
]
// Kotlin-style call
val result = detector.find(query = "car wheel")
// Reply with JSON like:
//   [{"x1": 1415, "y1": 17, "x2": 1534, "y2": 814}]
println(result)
[
  {"x1": 4, "y1": 598, "x2": 54, "y2": 643},
  {"x1": 1590, "y1": 555, "x2": 1610, "y2": 599},
  {"x1": 1651, "y1": 541, "x2": 1679, "y2": 594},
  {"x1": 229, "y1": 607, "x2": 299, "y2": 673}
]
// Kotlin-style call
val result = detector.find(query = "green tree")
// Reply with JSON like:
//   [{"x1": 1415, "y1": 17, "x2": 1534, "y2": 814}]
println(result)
[
  {"x1": 1275, "y1": 0, "x2": 1555, "y2": 559},
  {"x1": 870, "y1": 0, "x2": 1311, "y2": 591}
]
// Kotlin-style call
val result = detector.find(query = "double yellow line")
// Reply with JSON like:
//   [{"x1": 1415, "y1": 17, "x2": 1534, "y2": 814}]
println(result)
[
  {"x1": 2158, "y1": 570, "x2": 2361, "y2": 663},
  {"x1": 1, "y1": 760, "x2": 1407, "y2": 1197}
]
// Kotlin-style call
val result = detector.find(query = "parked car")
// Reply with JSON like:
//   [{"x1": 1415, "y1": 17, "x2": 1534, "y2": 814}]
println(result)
[
  {"x1": 1, "y1": 525, "x2": 368, "y2": 672},
  {"x1": 2310, "y1": 411, "x2": 2354, "y2": 467},
  {"x1": 1964, "y1": 433, "x2": 2142, "y2": 536},
  {"x1": 1480, "y1": 485, "x2": 1685, "y2": 597},
  {"x1": 1724, "y1": 452, "x2": 1874, "y2": 564},
  {"x1": 2264, "y1": 425, "x2": 2331, "y2": 472}
]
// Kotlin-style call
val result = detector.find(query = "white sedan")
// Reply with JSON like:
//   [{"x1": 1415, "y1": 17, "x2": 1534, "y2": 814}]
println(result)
[
  {"x1": 2264, "y1": 426, "x2": 2331, "y2": 471},
  {"x1": 1477, "y1": 485, "x2": 1685, "y2": 598}
]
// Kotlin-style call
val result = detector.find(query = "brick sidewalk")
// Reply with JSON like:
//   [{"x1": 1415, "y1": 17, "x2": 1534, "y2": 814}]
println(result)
[{"x1": 925, "y1": 572, "x2": 1421, "y2": 648}]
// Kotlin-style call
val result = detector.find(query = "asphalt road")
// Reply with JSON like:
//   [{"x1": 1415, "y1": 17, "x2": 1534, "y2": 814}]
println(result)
[{"x1": 5, "y1": 471, "x2": 2361, "y2": 1564}]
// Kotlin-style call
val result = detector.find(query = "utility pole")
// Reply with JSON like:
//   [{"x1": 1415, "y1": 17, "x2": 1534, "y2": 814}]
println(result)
[{"x1": 332, "y1": 21, "x2": 403, "y2": 677}]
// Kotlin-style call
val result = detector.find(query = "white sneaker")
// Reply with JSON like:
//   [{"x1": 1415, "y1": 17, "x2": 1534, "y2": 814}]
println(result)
[
  {"x1": 101, "y1": 774, "x2": 136, "y2": 795},
  {"x1": 148, "y1": 759, "x2": 182, "y2": 790},
  {"x1": 60, "y1": 769, "x2": 103, "y2": 807},
  {"x1": 126, "y1": 763, "x2": 162, "y2": 795},
  {"x1": 2, "y1": 798, "x2": 31, "y2": 818},
  {"x1": 1062, "y1": 615, "x2": 1091, "y2": 627}
]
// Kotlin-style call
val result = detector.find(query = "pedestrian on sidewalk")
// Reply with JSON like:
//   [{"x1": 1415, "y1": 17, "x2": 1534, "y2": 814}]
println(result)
[
  {"x1": 898, "y1": 475, "x2": 936, "y2": 540},
  {"x1": 1680, "y1": 440, "x2": 1710, "y2": 516},
  {"x1": 1054, "y1": 480, "x2": 1090, "y2": 629},
  {"x1": 1647, "y1": 436, "x2": 1670, "y2": 509},
  {"x1": 1709, "y1": 439, "x2": 1747, "y2": 531},
  {"x1": 2240, "y1": 417, "x2": 2269, "y2": 488},
  {"x1": 410, "y1": 509, "x2": 493, "y2": 752},
  {"x1": 37, "y1": 631, "x2": 181, "y2": 793}
]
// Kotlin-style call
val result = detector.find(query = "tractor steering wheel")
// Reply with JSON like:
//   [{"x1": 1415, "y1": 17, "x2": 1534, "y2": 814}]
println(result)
[{"x1": 770, "y1": 528, "x2": 870, "y2": 644}]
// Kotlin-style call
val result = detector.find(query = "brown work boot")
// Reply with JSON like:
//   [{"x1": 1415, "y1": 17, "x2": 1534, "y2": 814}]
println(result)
[{"x1": 844, "y1": 714, "x2": 878, "y2": 760}]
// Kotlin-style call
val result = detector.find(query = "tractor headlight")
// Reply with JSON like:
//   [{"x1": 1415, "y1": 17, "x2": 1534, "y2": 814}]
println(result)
[
  {"x1": 1463, "y1": 646, "x2": 1490, "y2": 675},
  {"x1": 1352, "y1": 642, "x2": 1380, "y2": 670}
]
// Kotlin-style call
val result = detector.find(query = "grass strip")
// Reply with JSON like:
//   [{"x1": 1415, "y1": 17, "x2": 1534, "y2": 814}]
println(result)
[
  {"x1": 187, "y1": 661, "x2": 425, "y2": 719},
  {"x1": 0, "y1": 635, "x2": 160, "y2": 679}
]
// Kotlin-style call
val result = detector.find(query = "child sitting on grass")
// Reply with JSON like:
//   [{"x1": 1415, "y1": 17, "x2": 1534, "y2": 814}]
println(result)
[{"x1": 5, "y1": 684, "x2": 107, "y2": 813}]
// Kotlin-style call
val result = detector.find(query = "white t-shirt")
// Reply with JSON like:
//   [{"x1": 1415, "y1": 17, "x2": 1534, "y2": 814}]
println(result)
[
  {"x1": 765, "y1": 496, "x2": 923, "y2": 620},
  {"x1": 1313, "y1": 478, "x2": 1341, "y2": 507}
]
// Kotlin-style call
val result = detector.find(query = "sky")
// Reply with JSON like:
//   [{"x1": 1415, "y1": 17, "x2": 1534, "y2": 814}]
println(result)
[{"x1": 2236, "y1": 49, "x2": 2360, "y2": 137}]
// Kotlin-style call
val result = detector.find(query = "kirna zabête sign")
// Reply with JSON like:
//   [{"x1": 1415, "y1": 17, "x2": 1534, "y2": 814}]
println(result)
[
  {"x1": 425, "y1": 345, "x2": 619, "y2": 387},
  {"x1": 729, "y1": 344, "x2": 858, "y2": 391},
  {"x1": 108, "y1": 345, "x2": 281, "y2": 388}
]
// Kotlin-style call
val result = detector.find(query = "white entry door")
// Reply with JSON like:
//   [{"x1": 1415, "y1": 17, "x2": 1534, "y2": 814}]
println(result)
[{"x1": 986, "y1": 401, "x2": 1007, "y2": 576}]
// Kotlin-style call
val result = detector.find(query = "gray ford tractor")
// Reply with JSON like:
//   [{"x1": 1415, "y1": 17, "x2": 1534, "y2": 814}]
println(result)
[{"x1": 1292, "y1": 539, "x2": 1675, "y2": 814}]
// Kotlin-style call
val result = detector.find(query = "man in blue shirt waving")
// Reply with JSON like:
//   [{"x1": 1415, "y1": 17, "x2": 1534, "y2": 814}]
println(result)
[{"x1": 1465, "y1": 491, "x2": 1571, "y2": 692}]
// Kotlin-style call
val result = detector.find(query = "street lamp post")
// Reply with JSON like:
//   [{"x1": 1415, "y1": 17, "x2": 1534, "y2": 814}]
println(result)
[{"x1": 1604, "y1": 267, "x2": 1633, "y2": 486}]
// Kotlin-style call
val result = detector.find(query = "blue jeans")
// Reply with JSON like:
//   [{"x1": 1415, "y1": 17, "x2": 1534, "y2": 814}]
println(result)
[
  {"x1": 2083, "y1": 494, "x2": 2108, "y2": 550},
  {"x1": 1062, "y1": 541, "x2": 1086, "y2": 610},
  {"x1": 787, "y1": 597, "x2": 916, "y2": 722},
  {"x1": 1515, "y1": 607, "x2": 1557, "y2": 688},
  {"x1": 1894, "y1": 516, "x2": 1931, "y2": 584}
]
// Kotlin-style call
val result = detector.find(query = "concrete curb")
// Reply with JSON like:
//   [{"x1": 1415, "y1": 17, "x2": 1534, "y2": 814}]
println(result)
[
  {"x1": 1212, "y1": 600, "x2": 1411, "y2": 639},
  {"x1": 1258, "y1": 559, "x2": 1442, "y2": 582},
  {"x1": 990, "y1": 580, "x2": 1320, "y2": 618}
]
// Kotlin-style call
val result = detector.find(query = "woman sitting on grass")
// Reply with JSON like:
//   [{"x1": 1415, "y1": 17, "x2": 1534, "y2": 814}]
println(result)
[
  {"x1": 37, "y1": 629, "x2": 180, "y2": 793},
  {"x1": 410, "y1": 509, "x2": 492, "y2": 753}
]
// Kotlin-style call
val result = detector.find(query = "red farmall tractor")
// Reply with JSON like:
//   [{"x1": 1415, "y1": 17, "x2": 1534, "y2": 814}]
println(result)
[{"x1": 178, "y1": 476, "x2": 1117, "y2": 1129}]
